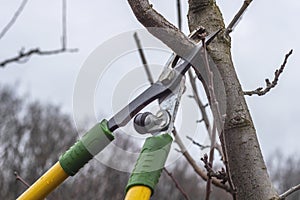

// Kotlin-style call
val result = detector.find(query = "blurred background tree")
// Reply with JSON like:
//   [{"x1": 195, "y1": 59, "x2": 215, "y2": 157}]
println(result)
[{"x1": 0, "y1": 85, "x2": 299, "y2": 199}]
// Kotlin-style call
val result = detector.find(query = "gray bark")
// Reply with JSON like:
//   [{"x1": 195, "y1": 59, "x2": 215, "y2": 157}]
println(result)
[
  {"x1": 127, "y1": 0, "x2": 280, "y2": 199},
  {"x1": 187, "y1": 1, "x2": 278, "y2": 199}
]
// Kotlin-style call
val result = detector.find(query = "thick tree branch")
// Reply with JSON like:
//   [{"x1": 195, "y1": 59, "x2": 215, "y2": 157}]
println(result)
[
  {"x1": 187, "y1": 1, "x2": 279, "y2": 199},
  {"x1": 127, "y1": 0, "x2": 224, "y2": 107},
  {"x1": 128, "y1": 0, "x2": 281, "y2": 198},
  {"x1": 244, "y1": 50, "x2": 293, "y2": 96},
  {"x1": 279, "y1": 183, "x2": 300, "y2": 200},
  {"x1": 127, "y1": 0, "x2": 196, "y2": 59},
  {"x1": 0, "y1": 0, "x2": 28, "y2": 40},
  {"x1": 224, "y1": 0, "x2": 253, "y2": 36}
]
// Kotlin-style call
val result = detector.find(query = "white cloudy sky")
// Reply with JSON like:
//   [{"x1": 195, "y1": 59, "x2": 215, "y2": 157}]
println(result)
[{"x1": 0, "y1": 0, "x2": 299, "y2": 158}]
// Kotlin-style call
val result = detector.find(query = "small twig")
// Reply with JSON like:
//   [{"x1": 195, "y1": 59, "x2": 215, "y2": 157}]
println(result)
[
  {"x1": 188, "y1": 70, "x2": 211, "y2": 136},
  {"x1": 62, "y1": 0, "x2": 67, "y2": 50},
  {"x1": 172, "y1": 128, "x2": 232, "y2": 193},
  {"x1": 279, "y1": 183, "x2": 300, "y2": 199},
  {"x1": 176, "y1": 0, "x2": 182, "y2": 31},
  {"x1": 133, "y1": 32, "x2": 154, "y2": 84},
  {"x1": 0, "y1": 0, "x2": 28, "y2": 40},
  {"x1": 224, "y1": 0, "x2": 253, "y2": 36},
  {"x1": 14, "y1": 171, "x2": 30, "y2": 188},
  {"x1": 188, "y1": 41, "x2": 224, "y2": 159},
  {"x1": 163, "y1": 168, "x2": 190, "y2": 200},
  {"x1": 200, "y1": 154, "x2": 228, "y2": 185},
  {"x1": 0, "y1": 48, "x2": 77, "y2": 67},
  {"x1": 202, "y1": 37, "x2": 236, "y2": 198},
  {"x1": 0, "y1": 0, "x2": 78, "y2": 68},
  {"x1": 205, "y1": 122, "x2": 217, "y2": 200},
  {"x1": 219, "y1": 131, "x2": 237, "y2": 199},
  {"x1": 201, "y1": 37, "x2": 223, "y2": 127},
  {"x1": 244, "y1": 49, "x2": 293, "y2": 96},
  {"x1": 186, "y1": 136, "x2": 210, "y2": 150}
]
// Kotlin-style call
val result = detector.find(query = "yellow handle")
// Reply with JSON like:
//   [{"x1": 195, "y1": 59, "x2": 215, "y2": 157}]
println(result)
[
  {"x1": 125, "y1": 186, "x2": 152, "y2": 200},
  {"x1": 17, "y1": 162, "x2": 69, "y2": 200}
]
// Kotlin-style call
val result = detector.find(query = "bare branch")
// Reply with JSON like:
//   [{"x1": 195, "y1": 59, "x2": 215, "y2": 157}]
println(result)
[
  {"x1": 244, "y1": 49, "x2": 293, "y2": 96},
  {"x1": 200, "y1": 154, "x2": 228, "y2": 184},
  {"x1": 133, "y1": 32, "x2": 154, "y2": 84},
  {"x1": 172, "y1": 128, "x2": 233, "y2": 193},
  {"x1": 201, "y1": 37, "x2": 237, "y2": 197},
  {"x1": 0, "y1": 47, "x2": 77, "y2": 67},
  {"x1": 0, "y1": 0, "x2": 78, "y2": 68},
  {"x1": 176, "y1": 0, "x2": 182, "y2": 31},
  {"x1": 279, "y1": 183, "x2": 300, "y2": 199},
  {"x1": 14, "y1": 171, "x2": 30, "y2": 188},
  {"x1": 224, "y1": 0, "x2": 253, "y2": 36},
  {"x1": 205, "y1": 122, "x2": 217, "y2": 200},
  {"x1": 62, "y1": 0, "x2": 67, "y2": 50},
  {"x1": 163, "y1": 168, "x2": 190, "y2": 200},
  {"x1": 0, "y1": 0, "x2": 28, "y2": 40},
  {"x1": 201, "y1": 37, "x2": 224, "y2": 128},
  {"x1": 186, "y1": 136, "x2": 210, "y2": 150},
  {"x1": 188, "y1": 70, "x2": 211, "y2": 135},
  {"x1": 127, "y1": 0, "x2": 196, "y2": 59},
  {"x1": 187, "y1": 70, "x2": 224, "y2": 158}
]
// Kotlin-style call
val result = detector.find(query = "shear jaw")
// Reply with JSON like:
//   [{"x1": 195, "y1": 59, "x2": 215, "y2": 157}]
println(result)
[{"x1": 133, "y1": 110, "x2": 171, "y2": 135}]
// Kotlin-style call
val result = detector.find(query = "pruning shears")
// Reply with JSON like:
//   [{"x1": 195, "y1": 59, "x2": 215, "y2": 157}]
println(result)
[{"x1": 17, "y1": 28, "x2": 220, "y2": 200}]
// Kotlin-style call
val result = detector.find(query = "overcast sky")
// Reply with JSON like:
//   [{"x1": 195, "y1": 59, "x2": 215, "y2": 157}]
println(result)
[{"x1": 0, "y1": 0, "x2": 299, "y2": 159}]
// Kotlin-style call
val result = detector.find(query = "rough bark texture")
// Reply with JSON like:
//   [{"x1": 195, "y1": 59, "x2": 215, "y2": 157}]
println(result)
[
  {"x1": 127, "y1": 0, "x2": 280, "y2": 199},
  {"x1": 187, "y1": 0, "x2": 279, "y2": 199}
]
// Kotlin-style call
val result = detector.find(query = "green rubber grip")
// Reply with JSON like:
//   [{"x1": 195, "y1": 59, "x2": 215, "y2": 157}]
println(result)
[
  {"x1": 126, "y1": 134, "x2": 173, "y2": 195},
  {"x1": 59, "y1": 119, "x2": 114, "y2": 176}
]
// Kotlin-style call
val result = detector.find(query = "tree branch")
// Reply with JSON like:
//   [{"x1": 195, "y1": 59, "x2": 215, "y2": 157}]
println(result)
[
  {"x1": 127, "y1": 0, "x2": 222, "y2": 107},
  {"x1": 176, "y1": 0, "x2": 182, "y2": 31},
  {"x1": 187, "y1": 70, "x2": 224, "y2": 158},
  {"x1": 62, "y1": 0, "x2": 67, "y2": 50},
  {"x1": 0, "y1": 0, "x2": 78, "y2": 68},
  {"x1": 0, "y1": 47, "x2": 77, "y2": 67},
  {"x1": 0, "y1": 0, "x2": 28, "y2": 40},
  {"x1": 186, "y1": 135, "x2": 210, "y2": 150},
  {"x1": 127, "y1": 0, "x2": 196, "y2": 59},
  {"x1": 279, "y1": 183, "x2": 300, "y2": 199},
  {"x1": 14, "y1": 171, "x2": 30, "y2": 188},
  {"x1": 133, "y1": 32, "x2": 154, "y2": 84},
  {"x1": 132, "y1": 29, "x2": 190, "y2": 198},
  {"x1": 163, "y1": 168, "x2": 190, "y2": 200},
  {"x1": 205, "y1": 122, "x2": 217, "y2": 200},
  {"x1": 244, "y1": 49, "x2": 293, "y2": 96},
  {"x1": 172, "y1": 128, "x2": 232, "y2": 193},
  {"x1": 224, "y1": 0, "x2": 253, "y2": 36}
]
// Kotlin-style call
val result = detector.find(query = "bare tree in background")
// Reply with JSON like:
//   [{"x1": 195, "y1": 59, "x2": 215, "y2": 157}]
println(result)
[
  {"x1": 267, "y1": 151, "x2": 300, "y2": 200},
  {"x1": 1, "y1": 1, "x2": 299, "y2": 199},
  {"x1": 0, "y1": 85, "x2": 76, "y2": 199},
  {"x1": 0, "y1": 85, "x2": 231, "y2": 199},
  {"x1": 0, "y1": 0, "x2": 76, "y2": 68}
]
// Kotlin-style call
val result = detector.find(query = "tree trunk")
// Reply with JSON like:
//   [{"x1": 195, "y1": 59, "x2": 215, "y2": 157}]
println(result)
[{"x1": 187, "y1": 1, "x2": 278, "y2": 199}]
